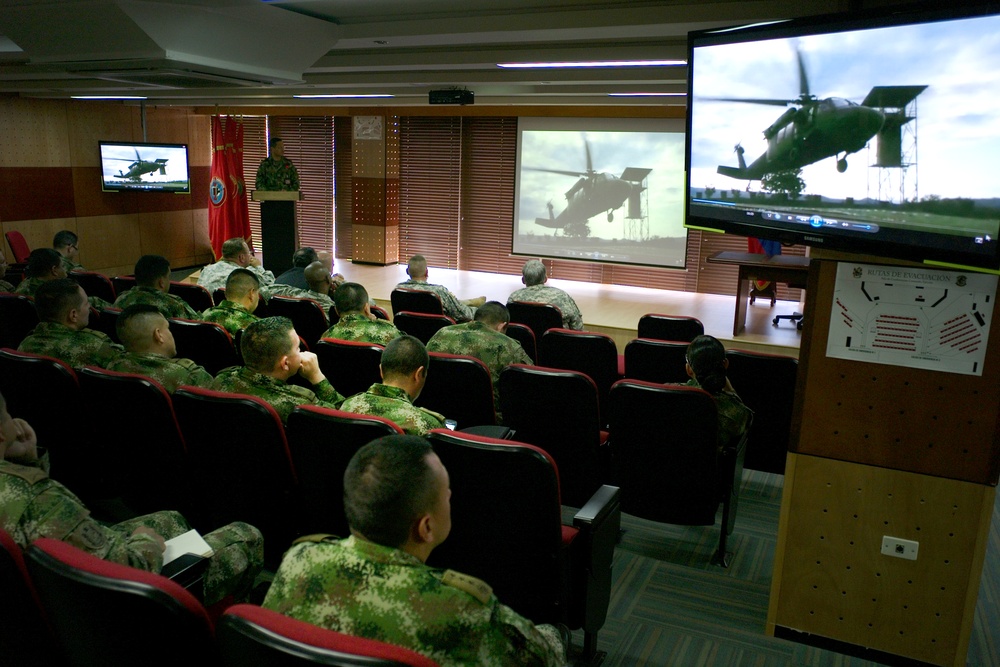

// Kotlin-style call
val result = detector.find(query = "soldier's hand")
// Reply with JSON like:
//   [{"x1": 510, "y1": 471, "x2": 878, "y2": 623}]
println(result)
[
  {"x1": 247, "y1": 255, "x2": 263, "y2": 268},
  {"x1": 132, "y1": 527, "x2": 166, "y2": 553},
  {"x1": 464, "y1": 296, "x2": 487, "y2": 308},
  {"x1": 298, "y1": 351, "x2": 326, "y2": 386},
  {"x1": 3, "y1": 418, "x2": 38, "y2": 463}
]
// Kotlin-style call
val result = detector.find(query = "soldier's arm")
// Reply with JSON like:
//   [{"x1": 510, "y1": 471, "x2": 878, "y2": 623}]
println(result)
[
  {"x1": 490, "y1": 602, "x2": 567, "y2": 667},
  {"x1": 442, "y1": 289, "x2": 475, "y2": 322},
  {"x1": 313, "y1": 379, "x2": 346, "y2": 409},
  {"x1": 566, "y1": 299, "x2": 584, "y2": 331}
]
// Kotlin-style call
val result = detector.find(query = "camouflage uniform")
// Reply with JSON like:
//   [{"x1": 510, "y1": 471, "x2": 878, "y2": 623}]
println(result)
[
  {"x1": 113, "y1": 286, "x2": 200, "y2": 320},
  {"x1": 255, "y1": 156, "x2": 300, "y2": 191},
  {"x1": 107, "y1": 351, "x2": 214, "y2": 393},
  {"x1": 197, "y1": 259, "x2": 275, "y2": 297},
  {"x1": 18, "y1": 321, "x2": 123, "y2": 369},
  {"x1": 340, "y1": 383, "x2": 445, "y2": 436},
  {"x1": 508, "y1": 285, "x2": 584, "y2": 331},
  {"x1": 395, "y1": 278, "x2": 475, "y2": 323},
  {"x1": 201, "y1": 300, "x2": 259, "y2": 336},
  {"x1": 426, "y1": 321, "x2": 533, "y2": 415},
  {"x1": 263, "y1": 535, "x2": 566, "y2": 667},
  {"x1": 269, "y1": 283, "x2": 336, "y2": 317},
  {"x1": 684, "y1": 378, "x2": 753, "y2": 451},
  {"x1": 322, "y1": 313, "x2": 402, "y2": 346},
  {"x1": 212, "y1": 365, "x2": 345, "y2": 423},
  {"x1": 0, "y1": 278, "x2": 14, "y2": 292},
  {"x1": 60, "y1": 257, "x2": 84, "y2": 274},
  {"x1": 15, "y1": 277, "x2": 112, "y2": 310},
  {"x1": 0, "y1": 457, "x2": 263, "y2": 606}
]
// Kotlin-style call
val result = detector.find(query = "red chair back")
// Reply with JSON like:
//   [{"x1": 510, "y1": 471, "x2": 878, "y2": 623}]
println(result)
[
  {"x1": 169, "y1": 281, "x2": 215, "y2": 312},
  {"x1": 507, "y1": 300, "x2": 563, "y2": 344},
  {"x1": 0, "y1": 529, "x2": 58, "y2": 667},
  {"x1": 417, "y1": 351, "x2": 498, "y2": 428},
  {"x1": 392, "y1": 311, "x2": 454, "y2": 344},
  {"x1": 725, "y1": 348, "x2": 798, "y2": 474},
  {"x1": 0, "y1": 293, "x2": 38, "y2": 349},
  {"x1": 268, "y1": 295, "x2": 330, "y2": 349},
  {"x1": 70, "y1": 270, "x2": 116, "y2": 303},
  {"x1": 623, "y1": 337, "x2": 689, "y2": 384},
  {"x1": 538, "y1": 328, "x2": 620, "y2": 424},
  {"x1": 637, "y1": 313, "x2": 704, "y2": 342},
  {"x1": 315, "y1": 338, "x2": 384, "y2": 398},
  {"x1": 5, "y1": 230, "x2": 31, "y2": 263},
  {"x1": 169, "y1": 318, "x2": 240, "y2": 375},
  {"x1": 390, "y1": 287, "x2": 444, "y2": 316}
]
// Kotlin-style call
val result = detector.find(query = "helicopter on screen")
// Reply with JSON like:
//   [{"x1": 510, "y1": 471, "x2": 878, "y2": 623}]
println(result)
[
  {"x1": 527, "y1": 138, "x2": 650, "y2": 237},
  {"x1": 711, "y1": 48, "x2": 886, "y2": 181},
  {"x1": 108, "y1": 148, "x2": 170, "y2": 182}
]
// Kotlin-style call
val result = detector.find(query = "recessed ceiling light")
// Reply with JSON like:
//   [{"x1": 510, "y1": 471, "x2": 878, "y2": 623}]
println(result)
[
  {"x1": 293, "y1": 94, "x2": 395, "y2": 99},
  {"x1": 71, "y1": 95, "x2": 147, "y2": 100},
  {"x1": 498, "y1": 60, "x2": 684, "y2": 69},
  {"x1": 608, "y1": 92, "x2": 686, "y2": 97}
]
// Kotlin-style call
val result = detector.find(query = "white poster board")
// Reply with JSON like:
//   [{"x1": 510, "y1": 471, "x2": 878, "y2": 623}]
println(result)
[{"x1": 826, "y1": 263, "x2": 997, "y2": 376}]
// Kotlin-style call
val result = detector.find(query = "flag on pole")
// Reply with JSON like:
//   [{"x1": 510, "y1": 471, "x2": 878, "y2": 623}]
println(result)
[{"x1": 208, "y1": 115, "x2": 251, "y2": 259}]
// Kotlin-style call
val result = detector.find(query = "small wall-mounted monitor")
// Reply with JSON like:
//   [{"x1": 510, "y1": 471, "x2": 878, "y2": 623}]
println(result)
[
  {"x1": 685, "y1": 5, "x2": 1000, "y2": 271},
  {"x1": 99, "y1": 141, "x2": 191, "y2": 193}
]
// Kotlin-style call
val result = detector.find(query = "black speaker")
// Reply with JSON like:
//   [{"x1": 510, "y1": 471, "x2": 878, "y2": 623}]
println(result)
[{"x1": 428, "y1": 89, "x2": 474, "y2": 105}]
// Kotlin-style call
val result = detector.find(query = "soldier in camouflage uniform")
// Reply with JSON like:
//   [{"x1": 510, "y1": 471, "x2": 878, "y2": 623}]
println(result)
[
  {"x1": 201, "y1": 268, "x2": 261, "y2": 336},
  {"x1": 263, "y1": 435, "x2": 566, "y2": 667},
  {"x1": 106, "y1": 304, "x2": 213, "y2": 393},
  {"x1": 0, "y1": 249, "x2": 14, "y2": 292},
  {"x1": 255, "y1": 137, "x2": 300, "y2": 192},
  {"x1": 113, "y1": 254, "x2": 200, "y2": 320},
  {"x1": 426, "y1": 301, "x2": 532, "y2": 417},
  {"x1": 340, "y1": 336, "x2": 445, "y2": 436},
  {"x1": 508, "y1": 259, "x2": 584, "y2": 331},
  {"x1": 681, "y1": 335, "x2": 753, "y2": 452},
  {"x1": 15, "y1": 248, "x2": 67, "y2": 297},
  {"x1": 322, "y1": 282, "x2": 402, "y2": 345},
  {"x1": 211, "y1": 316, "x2": 345, "y2": 422},
  {"x1": 53, "y1": 230, "x2": 85, "y2": 274},
  {"x1": 0, "y1": 390, "x2": 263, "y2": 606},
  {"x1": 18, "y1": 278, "x2": 123, "y2": 369},
  {"x1": 396, "y1": 254, "x2": 486, "y2": 323},
  {"x1": 269, "y1": 261, "x2": 338, "y2": 316},
  {"x1": 197, "y1": 237, "x2": 275, "y2": 296}
]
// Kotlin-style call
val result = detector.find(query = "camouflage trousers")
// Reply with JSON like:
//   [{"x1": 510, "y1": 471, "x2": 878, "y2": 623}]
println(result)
[{"x1": 113, "y1": 511, "x2": 264, "y2": 606}]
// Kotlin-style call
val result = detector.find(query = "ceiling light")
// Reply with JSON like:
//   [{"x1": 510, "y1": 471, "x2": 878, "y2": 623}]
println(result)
[
  {"x1": 608, "y1": 92, "x2": 686, "y2": 97},
  {"x1": 71, "y1": 95, "x2": 147, "y2": 100},
  {"x1": 293, "y1": 94, "x2": 395, "y2": 99},
  {"x1": 498, "y1": 60, "x2": 684, "y2": 69}
]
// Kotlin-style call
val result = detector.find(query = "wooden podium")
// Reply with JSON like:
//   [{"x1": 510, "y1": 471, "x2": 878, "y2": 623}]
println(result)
[{"x1": 251, "y1": 190, "x2": 300, "y2": 276}]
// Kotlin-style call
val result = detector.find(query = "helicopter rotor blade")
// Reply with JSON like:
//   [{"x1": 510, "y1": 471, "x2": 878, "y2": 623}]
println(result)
[
  {"x1": 796, "y1": 44, "x2": 810, "y2": 99},
  {"x1": 524, "y1": 167, "x2": 588, "y2": 178},
  {"x1": 701, "y1": 95, "x2": 796, "y2": 107},
  {"x1": 583, "y1": 136, "x2": 593, "y2": 175}
]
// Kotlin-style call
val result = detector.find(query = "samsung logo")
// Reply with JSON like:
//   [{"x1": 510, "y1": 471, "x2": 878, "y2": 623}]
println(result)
[{"x1": 804, "y1": 236, "x2": 824, "y2": 243}]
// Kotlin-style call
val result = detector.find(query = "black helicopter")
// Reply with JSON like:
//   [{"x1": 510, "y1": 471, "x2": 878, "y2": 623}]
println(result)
[
  {"x1": 712, "y1": 48, "x2": 885, "y2": 181},
  {"x1": 527, "y1": 138, "x2": 649, "y2": 237},
  {"x1": 108, "y1": 148, "x2": 170, "y2": 182}
]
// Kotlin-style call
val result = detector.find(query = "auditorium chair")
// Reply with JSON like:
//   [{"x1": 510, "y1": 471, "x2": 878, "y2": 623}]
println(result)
[
  {"x1": 111, "y1": 274, "x2": 136, "y2": 296},
  {"x1": 169, "y1": 318, "x2": 241, "y2": 375},
  {"x1": 393, "y1": 311, "x2": 455, "y2": 344},
  {"x1": 218, "y1": 604, "x2": 441, "y2": 667},
  {"x1": 498, "y1": 364, "x2": 606, "y2": 508},
  {"x1": 0, "y1": 293, "x2": 38, "y2": 349},
  {"x1": 285, "y1": 406, "x2": 403, "y2": 538},
  {"x1": 89, "y1": 305, "x2": 122, "y2": 343},
  {"x1": 5, "y1": 230, "x2": 31, "y2": 263},
  {"x1": 267, "y1": 295, "x2": 330, "y2": 349},
  {"x1": 315, "y1": 338, "x2": 385, "y2": 398},
  {"x1": 370, "y1": 304, "x2": 391, "y2": 320},
  {"x1": 537, "y1": 328, "x2": 623, "y2": 425},
  {"x1": 505, "y1": 322, "x2": 537, "y2": 361},
  {"x1": 607, "y1": 380, "x2": 749, "y2": 567},
  {"x1": 427, "y1": 429, "x2": 620, "y2": 664},
  {"x1": 26, "y1": 538, "x2": 214, "y2": 667},
  {"x1": 213, "y1": 287, "x2": 227, "y2": 305},
  {"x1": 636, "y1": 313, "x2": 705, "y2": 342},
  {"x1": 390, "y1": 287, "x2": 444, "y2": 317},
  {"x1": 507, "y1": 300, "x2": 563, "y2": 344},
  {"x1": 69, "y1": 270, "x2": 116, "y2": 303},
  {"x1": 169, "y1": 280, "x2": 215, "y2": 312},
  {"x1": 725, "y1": 348, "x2": 798, "y2": 475},
  {"x1": 0, "y1": 529, "x2": 59, "y2": 667},
  {"x1": 623, "y1": 338, "x2": 690, "y2": 384},
  {"x1": 172, "y1": 386, "x2": 298, "y2": 565},
  {"x1": 418, "y1": 351, "x2": 500, "y2": 429}
]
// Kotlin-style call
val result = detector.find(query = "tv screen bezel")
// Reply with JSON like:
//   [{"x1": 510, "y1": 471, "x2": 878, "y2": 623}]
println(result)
[
  {"x1": 98, "y1": 140, "x2": 191, "y2": 194},
  {"x1": 684, "y1": 4, "x2": 1000, "y2": 272}
]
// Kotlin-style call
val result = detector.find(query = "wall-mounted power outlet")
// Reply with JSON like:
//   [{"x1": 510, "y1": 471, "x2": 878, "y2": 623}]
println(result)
[{"x1": 881, "y1": 536, "x2": 919, "y2": 561}]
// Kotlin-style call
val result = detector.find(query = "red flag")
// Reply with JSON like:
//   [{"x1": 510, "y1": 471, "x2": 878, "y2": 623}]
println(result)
[{"x1": 208, "y1": 115, "x2": 251, "y2": 259}]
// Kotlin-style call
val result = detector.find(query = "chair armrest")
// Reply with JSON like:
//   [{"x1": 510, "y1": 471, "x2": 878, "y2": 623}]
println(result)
[
  {"x1": 160, "y1": 554, "x2": 209, "y2": 599},
  {"x1": 569, "y1": 485, "x2": 621, "y2": 636}
]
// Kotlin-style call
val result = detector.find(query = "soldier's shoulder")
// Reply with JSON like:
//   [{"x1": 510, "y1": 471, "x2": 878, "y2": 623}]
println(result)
[
  {"x1": 438, "y1": 569, "x2": 493, "y2": 605},
  {"x1": 0, "y1": 461, "x2": 49, "y2": 485}
]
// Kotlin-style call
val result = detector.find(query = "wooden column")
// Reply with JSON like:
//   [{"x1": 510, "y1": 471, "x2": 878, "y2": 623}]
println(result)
[{"x1": 351, "y1": 114, "x2": 398, "y2": 265}]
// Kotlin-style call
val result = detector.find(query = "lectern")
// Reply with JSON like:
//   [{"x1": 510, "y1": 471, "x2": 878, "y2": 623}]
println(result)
[{"x1": 251, "y1": 190, "x2": 300, "y2": 276}]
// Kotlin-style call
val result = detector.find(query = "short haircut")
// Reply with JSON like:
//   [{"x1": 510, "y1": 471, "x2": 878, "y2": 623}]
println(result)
[
  {"x1": 25, "y1": 248, "x2": 63, "y2": 278},
  {"x1": 474, "y1": 300, "x2": 509, "y2": 326},
  {"x1": 241, "y1": 316, "x2": 296, "y2": 372},
  {"x1": 522, "y1": 259, "x2": 547, "y2": 286},
  {"x1": 221, "y1": 238, "x2": 248, "y2": 260},
  {"x1": 303, "y1": 261, "x2": 330, "y2": 290},
  {"x1": 343, "y1": 435, "x2": 438, "y2": 548},
  {"x1": 225, "y1": 268, "x2": 260, "y2": 299},
  {"x1": 407, "y1": 254, "x2": 427, "y2": 277},
  {"x1": 380, "y1": 335, "x2": 428, "y2": 379},
  {"x1": 116, "y1": 304, "x2": 165, "y2": 350},
  {"x1": 134, "y1": 255, "x2": 171, "y2": 286},
  {"x1": 686, "y1": 335, "x2": 728, "y2": 394},
  {"x1": 292, "y1": 247, "x2": 318, "y2": 268},
  {"x1": 334, "y1": 282, "x2": 368, "y2": 315},
  {"x1": 52, "y1": 230, "x2": 78, "y2": 249},
  {"x1": 34, "y1": 278, "x2": 84, "y2": 322},
  {"x1": 269, "y1": 136, "x2": 284, "y2": 150}
]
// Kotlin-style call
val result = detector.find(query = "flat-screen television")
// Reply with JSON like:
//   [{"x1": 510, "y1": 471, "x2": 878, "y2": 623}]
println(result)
[
  {"x1": 685, "y1": 5, "x2": 1000, "y2": 271},
  {"x1": 514, "y1": 117, "x2": 688, "y2": 269},
  {"x1": 99, "y1": 141, "x2": 191, "y2": 193}
]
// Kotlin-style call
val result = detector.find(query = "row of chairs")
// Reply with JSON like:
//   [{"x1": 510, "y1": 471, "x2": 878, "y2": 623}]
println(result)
[{"x1": 2, "y1": 532, "x2": 442, "y2": 666}]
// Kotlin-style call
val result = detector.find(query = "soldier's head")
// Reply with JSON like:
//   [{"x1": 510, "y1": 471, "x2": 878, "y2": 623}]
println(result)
[
  {"x1": 221, "y1": 238, "x2": 252, "y2": 266},
  {"x1": 117, "y1": 304, "x2": 176, "y2": 357},
  {"x1": 406, "y1": 255, "x2": 428, "y2": 280},
  {"x1": 344, "y1": 435, "x2": 451, "y2": 561},
  {"x1": 134, "y1": 254, "x2": 172, "y2": 291},
  {"x1": 25, "y1": 248, "x2": 67, "y2": 281},
  {"x1": 35, "y1": 278, "x2": 89, "y2": 329},
  {"x1": 241, "y1": 316, "x2": 301, "y2": 379},
  {"x1": 225, "y1": 268, "x2": 261, "y2": 313},
  {"x1": 52, "y1": 230, "x2": 79, "y2": 261},
  {"x1": 521, "y1": 259, "x2": 547, "y2": 287},
  {"x1": 473, "y1": 300, "x2": 509, "y2": 332},
  {"x1": 0, "y1": 390, "x2": 38, "y2": 464},
  {"x1": 304, "y1": 261, "x2": 334, "y2": 296},
  {"x1": 291, "y1": 247, "x2": 318, "y2": 268},
  {"x1": 269, "y1": 136, "x2": 285, "y2": 159},
  {"x1": 685, "y1": 334, "x2": 729, "y2": 394},
  {"x1": 380, "y1": 335, "x2": 429, "y2": 400},
  {"x1": 333, "y1": 282, "x2": 369, "y2": 317}
]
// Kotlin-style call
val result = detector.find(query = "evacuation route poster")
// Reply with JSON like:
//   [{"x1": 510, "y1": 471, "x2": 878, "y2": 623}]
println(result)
[{"x1": 826, "y1": 263, "x2": 998, "y2": 376}]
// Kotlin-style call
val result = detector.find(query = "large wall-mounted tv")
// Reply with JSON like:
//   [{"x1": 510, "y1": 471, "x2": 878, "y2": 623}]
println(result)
[
  {"x1": 514, "y1": 117, "x2": 688, "y2": 269},
  {"x1": 685, "y1": 6, "x2": 1000, "y2": 271},
  {"x1": 99, "y1": 141, "x2": 191, "y2": 193}
]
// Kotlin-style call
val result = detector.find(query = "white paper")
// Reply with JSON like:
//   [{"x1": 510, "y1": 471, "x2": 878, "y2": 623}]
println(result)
[{"x1": 162, "y1": 529, "x2": 214, "y2": 565}]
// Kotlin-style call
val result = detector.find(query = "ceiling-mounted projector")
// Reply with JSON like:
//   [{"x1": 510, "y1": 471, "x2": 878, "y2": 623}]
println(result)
[{"x1": 429, "y1": 89, "x2": 474, "y2": 105}]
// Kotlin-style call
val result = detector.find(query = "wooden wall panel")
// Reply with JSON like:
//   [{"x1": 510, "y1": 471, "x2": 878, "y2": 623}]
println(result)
[
  {"x1": 187, "y1": 114, "x2": 211, "y2": 167},
  {"x1": 191, "y1": 207, "x2": 213, "y2": 265},
  {"x1": 139, "y1": 210, "x2": 196, "y2": 260},
  {"x1": 0, "y1": 98, "x2": 71, "y2": 168},
  {"x1": 0, "y1": 168, "x2": 77, "y2": 221},
  {"x1": 65, "y1": 102, "x2": 134, "y2": 167},
  {"x1": 78, "y1": 214, "x2": 141, "y2": 272}
]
